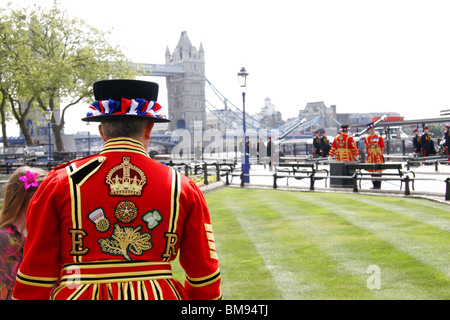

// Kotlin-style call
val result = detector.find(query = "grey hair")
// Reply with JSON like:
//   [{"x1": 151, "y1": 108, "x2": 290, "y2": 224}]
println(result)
[{"x1": 100, "y1": 118, "x2": 150, "y2": 140}]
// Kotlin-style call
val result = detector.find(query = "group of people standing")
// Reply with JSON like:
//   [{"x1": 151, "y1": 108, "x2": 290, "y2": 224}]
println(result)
[
  {"x1": 312, "y1": 130, "x2": 332, "y2": 158},
  {"x1": 318, "y1": 122, "x2": 450, "y2": 189},
  {"x1": 322, "y1": 123, "x2": 385, "y2": 189},
  {"x1": 412, "y1": 125, "x2": 450, "y2": 157}
]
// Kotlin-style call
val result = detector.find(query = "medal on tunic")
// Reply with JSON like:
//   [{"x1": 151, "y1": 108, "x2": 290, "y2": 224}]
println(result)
[
  {"x1": 114, "y1": 200, "x2": 138, "y2": 223},
  {"x1": 88, "y1": 208, "x2": 111, "y2": 233}
]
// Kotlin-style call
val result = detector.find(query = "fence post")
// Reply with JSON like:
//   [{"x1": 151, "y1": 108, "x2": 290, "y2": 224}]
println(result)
[
  {"x1": 273, "y1": 173, "x2": 278, "y2": 189},
  {"x1": 203, "y1": 163, "x2": 208, "y2": 185},
  {"x1": 352, "y1": 174, "x2": 358, "y2": 192},
  {"x1": 184, "y1": 165, "x2": 189, "y2": 177},
  {"x1": 215, "y1": 163, "x2": 220, "y2": 182},
  {"x1": 445, "y1": 178, "x2": 450, "y2": 201},
  {"x1": 240, "y1": 172, "x2": 244, "y2": 187},
  {"x1": 225, "y1": 171, "x2": 230, "y2": 186},
  {"x1": 404, "y1": 176, "x2": 411, "y2": 196},
  {"x1": 309, "y1": 173, "x2": 315, "y2": 191}
]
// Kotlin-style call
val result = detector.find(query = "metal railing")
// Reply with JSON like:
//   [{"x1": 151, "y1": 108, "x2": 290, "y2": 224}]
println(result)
[{"x1": 1, "y1": 156, "x2": 449, "y2": 202}]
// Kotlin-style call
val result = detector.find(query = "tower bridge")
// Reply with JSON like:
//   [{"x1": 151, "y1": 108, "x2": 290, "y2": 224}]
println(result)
[
  {"x1": 135, "y1": 63, "x2": 186, "y2": 77},
  {"x1": 138, "y1": 31, "x2": 317, "y2": 148}
]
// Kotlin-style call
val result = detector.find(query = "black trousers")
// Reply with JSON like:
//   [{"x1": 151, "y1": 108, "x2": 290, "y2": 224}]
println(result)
[{"x1": 371, "y1": 173, "x2": 382, "y2": 189}]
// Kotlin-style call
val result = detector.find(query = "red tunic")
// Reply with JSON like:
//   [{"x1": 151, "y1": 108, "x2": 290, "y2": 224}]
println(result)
[
  {"x1": 329, "y1": 132, "x2": 359, "y2": 161},
  {"x1": 364, "y1": 134, "x2": 385, "y2": 172},
  {"x1": 12, "y1": 138, "x2": 222, "y2": 300}
]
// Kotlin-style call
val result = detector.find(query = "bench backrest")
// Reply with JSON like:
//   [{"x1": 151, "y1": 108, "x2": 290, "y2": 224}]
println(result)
[
  {"x1": 345, "y1": 163, "x2": 402, "y2": 170},
  {"x1": 277, "y1": 163, "x2": 315, "y2": 168}
]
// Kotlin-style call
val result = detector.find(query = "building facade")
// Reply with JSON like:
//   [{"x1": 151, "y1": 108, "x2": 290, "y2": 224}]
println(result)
[
  {"x1": 253, "y1": 97, "x2": 284, "y2": 128},
  {"x1": 166, "y1": 31, "x2": 206, "y2": 134},
  {"x1": 299, "y1": 101, "x2": 338, "y2": 135}
]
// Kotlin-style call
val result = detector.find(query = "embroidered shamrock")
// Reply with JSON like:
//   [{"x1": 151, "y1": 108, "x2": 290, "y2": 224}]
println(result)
[
  {"x1": 19, "y1": 171, "x2": 39, "y2": 190},
  {"x1": 142, "y1": 210, "x2": 163, "y2": 230}
]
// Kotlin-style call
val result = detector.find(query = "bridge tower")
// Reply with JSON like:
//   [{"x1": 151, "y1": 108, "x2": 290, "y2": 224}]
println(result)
[{"x1": 165, "y1": 31, "x2": 206, "y2": 133}]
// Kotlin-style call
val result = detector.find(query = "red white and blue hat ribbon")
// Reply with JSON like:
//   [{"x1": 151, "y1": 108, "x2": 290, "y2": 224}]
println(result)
[{"x1": 86, "y1": 98, "x2": 167, "y2": 120}]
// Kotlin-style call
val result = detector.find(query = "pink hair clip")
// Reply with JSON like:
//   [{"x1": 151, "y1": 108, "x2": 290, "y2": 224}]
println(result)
[{"x1": 19, "y1": 171, "x2": 39, "y2": 190}]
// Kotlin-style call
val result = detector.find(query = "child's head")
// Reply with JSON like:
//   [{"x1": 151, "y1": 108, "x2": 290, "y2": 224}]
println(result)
[{"x1": 0, "y1": 166, "x2": 47, "y2": 230}]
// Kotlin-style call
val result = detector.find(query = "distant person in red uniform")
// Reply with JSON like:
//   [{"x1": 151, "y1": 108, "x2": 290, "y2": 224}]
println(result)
[
  {"x1": 364, "y1": 122, "x2": 385, "y2": 189},
  {"x1": 13, "y1": 79, "x2": 222, "y2": 300},
  {"x1": 328, "y1": 125, "x2": 359, "y2": 162}
]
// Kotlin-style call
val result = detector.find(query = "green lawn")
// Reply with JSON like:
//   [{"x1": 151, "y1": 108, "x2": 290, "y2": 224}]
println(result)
[{"x1": 175, "y1": 187, "x2": 450, "y2": 300}]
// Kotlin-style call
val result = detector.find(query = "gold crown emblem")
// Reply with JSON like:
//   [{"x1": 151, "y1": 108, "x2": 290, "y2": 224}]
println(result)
[{"x1": 106, "y1": 157, "x2": 147, "y2": 196}]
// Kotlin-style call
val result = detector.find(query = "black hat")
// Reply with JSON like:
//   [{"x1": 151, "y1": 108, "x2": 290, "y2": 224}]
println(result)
[
  {"x1": 366, "y1": 122, "x2": 376, "y2": 130},
  {"x1": 340, "y1": 125, "x2": 349, "y2": 132},
  {"x1": 82, "y1": 79, "x2": 170, "y2": 122}
]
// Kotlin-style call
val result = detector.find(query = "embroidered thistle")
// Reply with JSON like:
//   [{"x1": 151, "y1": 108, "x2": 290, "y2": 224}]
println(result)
[
  {"x1": 98, "y1": 223, "x2": 152, "y2": 261},
  {"x1": 19, "y1": 171, "x2": 39, "y2": 190}
]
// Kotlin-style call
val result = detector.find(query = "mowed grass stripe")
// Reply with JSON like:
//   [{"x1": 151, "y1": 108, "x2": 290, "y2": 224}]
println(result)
[
  {"x1": 250, "y1": 190, "x2": 447, "y2": 299},
  {"x1": 332, "y1": 193, "x2": 450, "y2": 277},
  {"x1": 296, "y1": 193, "x2": 449, "y2": 297},
  {"x1": 245, "y1": 190, "x2": 380, "y2": 299},
  {"x1": 204, "y1": 188, "x2": 450, "y2": 299},
  {"x1": 207, "y1": 192, "x2": 282, "y2": 299},
  {"x1": 213, "y1": 188, "x2": 379, "y2": 299},
  {"x1": 344, "y1": 194, "x2": 450, "y2": 232},
  {"x1": 217, "y1": 191, "x2": 315, "y2": 299}
]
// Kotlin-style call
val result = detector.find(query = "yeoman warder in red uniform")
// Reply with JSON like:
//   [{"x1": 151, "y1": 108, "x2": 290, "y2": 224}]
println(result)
[
  {"x1": 328, "y1": 125, "x2": 359, "y2": 162},
  {"x1": 13, "y1": 79, "x2": 222, "y2": 300},
  {"x1": 364, "y1": 122, "x2": 385, "y2": 189}
]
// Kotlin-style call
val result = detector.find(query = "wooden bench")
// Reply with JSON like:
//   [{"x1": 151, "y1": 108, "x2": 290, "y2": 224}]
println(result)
[
  {"x1": 345, "y1": 163, "x2": 415, "y2": 192},
  {"x1": 274, "y1": 163, "x2": 329, "y2": 190},
  {"x1": 406, "y1": 155, "x2": 450, "y2": 171}
]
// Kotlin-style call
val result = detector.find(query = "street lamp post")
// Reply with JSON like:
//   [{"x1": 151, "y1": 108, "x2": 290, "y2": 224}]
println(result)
[
  {"x1": 44, "y1": 107, "x2": 53, "y2": 165},
  {"x1": 238, "y1": 66, "x2": 250, "y2": 183}
]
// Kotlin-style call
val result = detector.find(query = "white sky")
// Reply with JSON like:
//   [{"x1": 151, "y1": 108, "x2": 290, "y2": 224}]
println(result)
[{"x1": 3, "y1": 0, "x2": 450, "y2": 135}]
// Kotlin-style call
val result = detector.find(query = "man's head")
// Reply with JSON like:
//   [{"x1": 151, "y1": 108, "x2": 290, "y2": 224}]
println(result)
[
  {"x1": 366, "y1": 122, "x2": 376, "y2": 135},
  {"x1": 99, "y1": 118, "x2": 154, "y2": 141}
]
